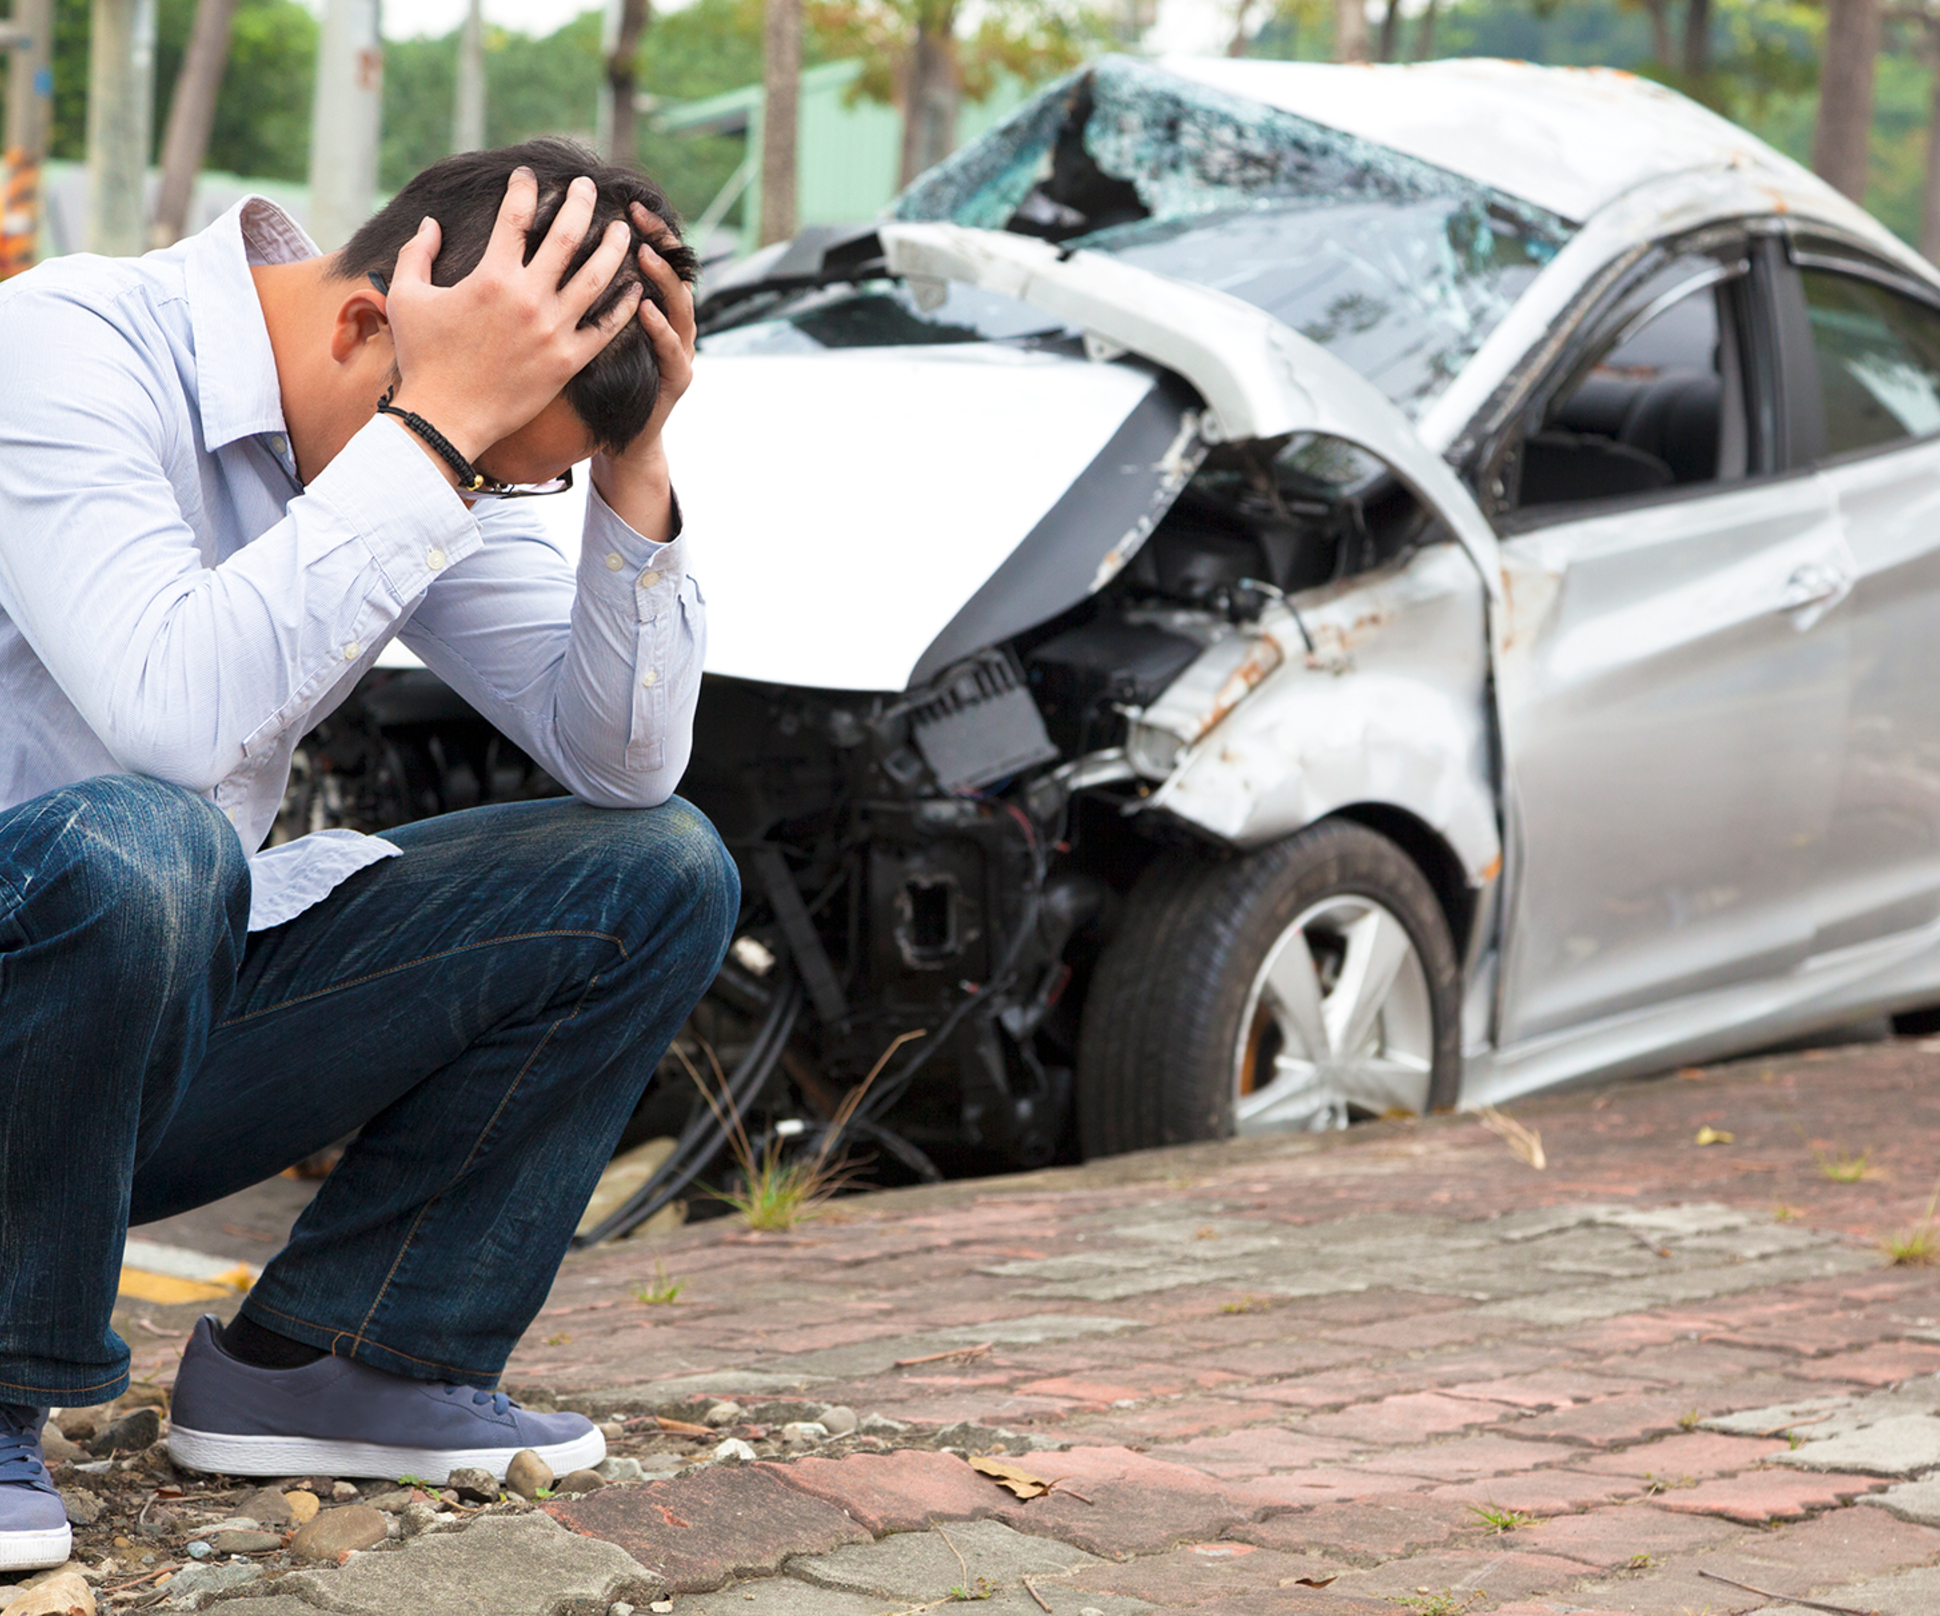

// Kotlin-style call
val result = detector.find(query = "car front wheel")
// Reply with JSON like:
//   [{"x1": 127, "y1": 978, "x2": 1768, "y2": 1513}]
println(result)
[{"x1": 1076, "y1": 819, "x2": 1463, "y2": 1156}]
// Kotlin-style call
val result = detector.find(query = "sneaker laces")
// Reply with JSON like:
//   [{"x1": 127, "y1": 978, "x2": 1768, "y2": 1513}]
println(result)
[
  {"x1": 466, "y1": 1390, "x2": 513, "y2": 1417},
  {"x1": 0, "y1": 1406, "x2": 52, "y2": 1490}
]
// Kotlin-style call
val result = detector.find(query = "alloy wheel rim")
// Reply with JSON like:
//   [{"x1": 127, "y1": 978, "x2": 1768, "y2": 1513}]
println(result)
[{"x1": 1232, "y1": 893, "x2": 1435, "y2": 1133}]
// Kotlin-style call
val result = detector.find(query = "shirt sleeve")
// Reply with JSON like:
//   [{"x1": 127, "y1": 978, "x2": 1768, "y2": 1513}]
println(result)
[
  {"x1": 397, "y1": 479, "x2": 705, "y2": 809},
  {"x1": 0, "y1": 290, "x2": 482, "y2": 794}
]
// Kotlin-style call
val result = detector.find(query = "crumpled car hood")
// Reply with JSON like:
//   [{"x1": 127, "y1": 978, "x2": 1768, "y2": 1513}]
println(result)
[{"x1": 659, "y1": 343, "x2": 1162, "y2": 692}]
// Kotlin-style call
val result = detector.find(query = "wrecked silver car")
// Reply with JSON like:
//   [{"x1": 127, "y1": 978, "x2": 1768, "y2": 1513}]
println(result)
[{"x1": 316, "y1": 56, "x2": 1940, "y2": 1237}]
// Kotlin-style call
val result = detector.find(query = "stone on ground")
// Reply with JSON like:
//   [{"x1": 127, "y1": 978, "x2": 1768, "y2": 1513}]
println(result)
[
  {"x1": 288, "y1": 1503, "x2": 388, "y2": 1561},
  {"x1": 789, "y1": 1518, "x2": 1097, "y2": 1602},
  {"x1": 0, "y1": 1571, "x2": 92, "y2": 1616}
]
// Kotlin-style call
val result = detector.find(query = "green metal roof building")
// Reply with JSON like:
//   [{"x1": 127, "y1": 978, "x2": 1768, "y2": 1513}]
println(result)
[{"x1": 659, "y1": 59, "x2": 1032, "y2": 257}]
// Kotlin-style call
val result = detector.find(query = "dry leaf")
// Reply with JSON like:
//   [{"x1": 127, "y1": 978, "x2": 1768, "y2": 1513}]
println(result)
[
  {"x1": 969, "y1": 1456, "x2": 1050, "y2": 1499},
  {"x1": 1286, "y1": 1575, "x2": 1339, "y2": 1587},
  {"x1": 654, "y1": 1415, "x2": 713, "y2": 1436},
  {"x1": 1694, "y1": 1126, "x2": 1735, "y2": 1146},
  {"x1": 1477, "y1": 1104, "x2": 1546, "y2": 1170}
]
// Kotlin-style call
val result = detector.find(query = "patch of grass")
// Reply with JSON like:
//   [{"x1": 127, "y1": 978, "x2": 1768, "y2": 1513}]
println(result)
[
  {"x1": 1813, "y1": 1145, "x2": 1879, "y2": 1183},
  {"x1": 396, "y1": 1473, "x2": 434, "y2": 1489},
  {"x1": 677, "y1": 1027, "x2": 925, "y2": 1233},
  {"x1": 949, "y1": 1578, "x2": 997, "y2": 1601},
  {"x1": 1220, "y1": 1295, "x2": 1271, "y2": 1315},
  {"x1": 1391, "y1": 1592, "x2": 1480, "y2": 1616},
  {"x1": 1467, "y1": 1501, "x2": 1537, "y2": 1534},
  {"x1": 629, "y1": 1261, "x2": 687, "y2": 1305},
  {"x1": 1788, "y1": 1430, "x2": 1807, "y2": 1450},
  {"x1": 1771, "y1": 1204, "x2": 1805, "y2": 1223},
  {"x1": 1882, "y1": 1175, "x2": 1940, "y2": 1267},
  {"x1": 1677, "y1": 1407, "x2": 1703, "y2": 1431},
  {"x1": 542, "y1": 1332, "x2": 572, "y2": 1346},
  {"x1": 1628, "y1": 1552, "x2": 1653, "y2": 1569}
]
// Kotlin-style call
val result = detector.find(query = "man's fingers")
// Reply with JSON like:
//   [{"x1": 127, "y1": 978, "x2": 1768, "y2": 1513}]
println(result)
[
  {"x1": 563, "y1": 218, "x2": 634, "y2": 316},
  {"x1": 390, "y1": 215, "x2": 441, "y2": 290},
  {"x1": 635, "y1": 238, "x2": 696, "y2": 353},
  {"x1": 531, "y1": 174, "x2": 600, "y2": 280},
  {"x1": 481, "y1": 166, "x2": 539, "y2": 270},
  {"x1": 592, "y1": 279, "x2": 645, "y2": 341},
  {"x1": 637, "y1": 296, "x2": 692, "y2": 390}
]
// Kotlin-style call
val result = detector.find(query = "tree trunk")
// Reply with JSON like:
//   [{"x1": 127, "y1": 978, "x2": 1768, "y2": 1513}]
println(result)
[
  {"x1": 604, "y1": 0, "x2": 648, "y2": 168},
  {"x1": 1334, "y1": 0, "x2": 1369, "y2": 61},
  {"x1": 451, "y1": 0, "x2": 486, "y2": 154},
  {"x1": 1227, "y1": 0, "x2": 1255, "y2": 57},
  {"x1": 1641, "y1": 0, "x2": 1671, "y2": 67},
  {"x1": 1413, "y1": 0, "x2": 1439, "y2": 60},
  {"x1": 1377, "y1": 0, "x2": 1403, "y2": 62},
  {"x1": 897, "y1": 6, "x2": 959, "y2": 187},
  {"x1": 1922, "y1": 23, "x2": 1940, "y2": 262},
  {"x1": 1814, "y1": 0, "x2": 1881, "y2": 202},
  {"x1": 1682, "y1": 0, "x2": 1712, "y2": 77},
  {"x1": 86, "y1": 0, "x2": 156, "y2": 256},
  {"x1": 758, "y1": 0, "x2": 800, "y2": 244},
  {"x1": 151, "y1": 0, "x2": 236, "y2": 246}
]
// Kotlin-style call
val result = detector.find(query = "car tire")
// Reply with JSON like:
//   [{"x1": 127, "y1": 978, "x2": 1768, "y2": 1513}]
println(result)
[{"x1": 1076, "y1": 818, "x2": 1463, "y2": 1157}]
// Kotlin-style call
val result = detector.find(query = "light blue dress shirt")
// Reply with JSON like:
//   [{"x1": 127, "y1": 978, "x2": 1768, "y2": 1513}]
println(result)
[{"x1": 0, "y1": 198, "x2": 704, "y2": 931}]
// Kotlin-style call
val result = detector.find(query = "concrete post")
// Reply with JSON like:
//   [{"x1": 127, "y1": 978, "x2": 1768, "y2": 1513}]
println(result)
[
  {"x1": 85, "y1": 0, "x2": 157, "y2": 256},
  {"x1": 308, "y1": 0, "x2": 382, "y2": 252},
  {"x1": 6, "y1": 0, "x2": 54, "y2": 157},
  {"x1": 452, "y1": 0, "x2": 486, "y2": 154}
]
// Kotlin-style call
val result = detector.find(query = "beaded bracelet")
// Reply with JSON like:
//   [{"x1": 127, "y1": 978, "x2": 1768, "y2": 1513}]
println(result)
[{"x1": 375, "y1": 386, "x2": 489, "y2": 493}]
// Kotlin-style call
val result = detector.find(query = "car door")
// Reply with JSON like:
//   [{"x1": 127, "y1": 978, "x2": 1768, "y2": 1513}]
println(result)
[
  {"x1": 1491, "y1": 233, "x2": 1851, "y2": 1046},
  {"x1": 1777, "y1": 240, "x2": 1940, "y2": 955}
]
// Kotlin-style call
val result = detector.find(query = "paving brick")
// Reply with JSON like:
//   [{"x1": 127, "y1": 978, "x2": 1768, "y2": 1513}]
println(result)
[
  {"x1": 545, "y1": 1467, "x2": 870, "y2": 1593},
  {"x1": 763, "y1": 1450, "x2": 1001, "y2": 1534},
  {"x1": 1647, "y1": 1466, "x2": 1888, "y2": 1523},
  {"x1": 1063, "y1": 1543, "x2": 1381, "y2": 1611},
  {"x1": 1327, "y1": 1545, "x2": 1596, "y2": 1603},
  {"x1": 1572, "y1": 1430, "x2": 1787, "y2": 1479},
  {"x1": 1775, "y1": 1342, "x2": 1940, "y2": 1386},
  {"x1": 787, "y1": 1518, "x2": 1095, "y2": 1602},
  {"x1": 1231, "y1": 1466, "x2": 1438, "y2": 1507},
  {"x1": 1505, "y1": 1500, "x2": 1741, "y2": 1568},
  {"x1": 1353, "y1": 1434, "x2": 1582, "y2": 1482},
  {"x1": 1143, "y1": 1426, "x2": 1360, "y2": 1478},
  {"x1": 1507, "y1": 1393, "x2": 1713, "y2": 1448},
  {"x1": 1427, "y1": 1467, "x2": 1647, "y2": 1516},
  {"x1": 978, "y1": 1445, "x2": 1259, "y2": 1557},
  {"x1": 1299, "y1": 1391, "x2": 1513, "y2": 1444},
  {"x1": 1441, "y1": 1370, "x2": 1658, "y2": 1409},
  {"x1": 1225, "y1": 1495, "x2": 1480, "y2": 1560},
  {"x1": 1716, "y1": 1500, "x2": 1940, "y2": 1582}
]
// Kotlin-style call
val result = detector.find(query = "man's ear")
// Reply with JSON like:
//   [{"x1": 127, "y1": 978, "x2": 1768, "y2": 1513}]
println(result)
[{"x1": 329, "y1": 284, "x2": 392, "y2": 368}]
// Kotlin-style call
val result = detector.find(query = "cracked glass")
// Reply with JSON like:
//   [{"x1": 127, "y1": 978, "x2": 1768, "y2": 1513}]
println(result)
[{"x1": 703, "y1": 57, "x2": 1572, "y2": 420}]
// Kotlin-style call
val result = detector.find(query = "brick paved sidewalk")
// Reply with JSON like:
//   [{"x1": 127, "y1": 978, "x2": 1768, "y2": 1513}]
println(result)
[
  {"x1": 498, "y1": 1041, "x2": 1940, "y2": 1615},
  {"x1": 42, "y1": 1038, "x2": 1940, "y2": 1616}
]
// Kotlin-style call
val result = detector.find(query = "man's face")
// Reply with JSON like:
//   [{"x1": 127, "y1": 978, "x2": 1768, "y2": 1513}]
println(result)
[{"x1": 473, "y1": 392, "x2": 600, "y2": 488}]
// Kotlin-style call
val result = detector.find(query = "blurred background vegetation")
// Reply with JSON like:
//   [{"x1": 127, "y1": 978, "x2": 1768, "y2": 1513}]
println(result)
[{"x1": 0, "y1": 0, "x2": 1924, "y2": 245}]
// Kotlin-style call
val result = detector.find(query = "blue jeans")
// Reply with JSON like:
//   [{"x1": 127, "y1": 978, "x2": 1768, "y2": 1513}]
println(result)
[{"x1": 0, "y1": 775, "x2": 737, "y2": 1405}]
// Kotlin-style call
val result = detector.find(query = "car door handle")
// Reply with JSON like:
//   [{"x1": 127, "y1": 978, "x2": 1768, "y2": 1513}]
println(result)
[{"x1": 1778, "y1": 562, "x2": 1851, "y2": 621}]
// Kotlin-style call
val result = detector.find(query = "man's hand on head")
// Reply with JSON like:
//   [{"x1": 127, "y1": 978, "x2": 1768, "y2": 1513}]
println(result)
[
  {"x1": 587, "y1": 201, "x2": 699, "y2": 543},
  {"x1": 385, "y1": 167, "x2": 643, "y2": 465}
]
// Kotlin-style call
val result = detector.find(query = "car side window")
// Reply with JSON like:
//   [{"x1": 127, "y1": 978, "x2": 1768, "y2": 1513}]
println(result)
[
  {"x1": 1514, "y1": 268, "x2": 1751, "y2": 513},
  {"x1": 1800, "y1": 268, "x2": 1940, "y2": 458}
]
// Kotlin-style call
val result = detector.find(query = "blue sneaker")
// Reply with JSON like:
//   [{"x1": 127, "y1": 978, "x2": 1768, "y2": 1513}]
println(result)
[
  {"x1": 166, "y1": 1317, "x2": 604, "y2": 1484},
  {"x1": 0, "y1": 1405, "x2": 72, "y2": 1573}
]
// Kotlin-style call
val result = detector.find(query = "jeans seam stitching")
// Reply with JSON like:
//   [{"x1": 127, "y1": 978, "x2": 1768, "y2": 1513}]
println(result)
[
  {"x1": 343, "y1": 964, "x2": 608, "y2": 1361},
  {"x1": 214, "y1": 929, "x2": 629, "y2": 1029},
  {"x1": 0, "y1": 1369, "x2": 127, "y2": 1397}
]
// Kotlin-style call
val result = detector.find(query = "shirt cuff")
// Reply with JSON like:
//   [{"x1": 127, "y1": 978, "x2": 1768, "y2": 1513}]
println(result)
[
  {"x1": 581, "y1": 481, "x2": 687, "y2": 617},
  {"x1": 305, "y1": 415, "x2": 484, "y2": 603}
]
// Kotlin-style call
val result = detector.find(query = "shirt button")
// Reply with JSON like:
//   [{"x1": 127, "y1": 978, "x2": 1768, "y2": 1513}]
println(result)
[
  {"x1": 427, "y1": 547, "x2": 446, "y2": 570},
  {"x1": 605, "y1": 552, "x2": 624, "y2": 571},
  {"x1": 342, "y1": 640, "x2": 361, "y2": 661},
  {"x1": 638, "y1": 569, "x2": 660, "y2": 589},
  {"x1": 270, "y1": 434, "x2": 287, "y2": 456},
  {"x1": 640, "y1": 668, "x2": 659, "y2": 688}
]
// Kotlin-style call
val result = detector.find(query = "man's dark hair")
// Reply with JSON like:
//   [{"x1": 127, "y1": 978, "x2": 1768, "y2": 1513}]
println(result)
[{"x1": 336, "y1": 139, "x2": 699, "y2": 454}]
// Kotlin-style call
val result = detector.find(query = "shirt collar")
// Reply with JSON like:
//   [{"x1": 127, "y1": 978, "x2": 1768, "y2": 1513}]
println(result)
[{"x1": 183, "y1": 196, "x2": 321, "y2": 452}]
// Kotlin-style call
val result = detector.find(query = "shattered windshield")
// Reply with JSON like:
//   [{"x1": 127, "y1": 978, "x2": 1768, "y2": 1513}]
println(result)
[{"x1": 701, "y1": 56, "x2": 1571, "y2": 419}]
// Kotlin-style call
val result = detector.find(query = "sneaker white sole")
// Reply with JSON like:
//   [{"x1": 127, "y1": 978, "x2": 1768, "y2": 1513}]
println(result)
[
  {"x1": 165, "y1": 1426, "x2": 605, "y2": 1485},
  {"x1": 0, "y1": 1524, "x2": 73, "y2": 1572}
]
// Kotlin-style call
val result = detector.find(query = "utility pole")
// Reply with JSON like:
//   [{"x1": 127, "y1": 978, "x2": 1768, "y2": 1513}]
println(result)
[
  {"x1": 452, "y1": 0, "x2": 486, "y2": 154},
  {"x1": 152, "y1": 0, "x2": 238, "y2": 246},
  {"x1": 2, "y1": 0, "x2": 55, "y2": 276},
  {"x1": 759, "y1": 0, "x2": 799, "y2": 244},
  {"x1": 308, "y1": 0, "x2": 382, "y2": 252},
  {"x1": 86, "y1": 0, "x2": 157, "y2": 256}
]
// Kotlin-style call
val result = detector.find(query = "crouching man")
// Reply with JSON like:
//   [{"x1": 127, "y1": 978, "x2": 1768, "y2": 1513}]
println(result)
[{"x1": 0, "y1": 141, "x2": 738, "y2": 1571}]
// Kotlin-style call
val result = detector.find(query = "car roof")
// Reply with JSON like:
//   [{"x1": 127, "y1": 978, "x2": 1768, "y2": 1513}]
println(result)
[{"x1": 1159, "y1": 56, "x2": 1864, "y2": 231}]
